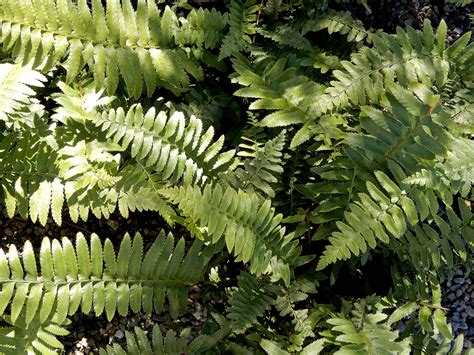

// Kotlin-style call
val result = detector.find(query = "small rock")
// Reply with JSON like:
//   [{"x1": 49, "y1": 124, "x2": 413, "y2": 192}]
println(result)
[
  {"x1": 467, "y1": 307, "x2": 474, "y2": 317},
  {"x1": 4, "y1": 228, "x2": 13, "y2": 237},
  {"x1": 114, "y1": 329, "x2": 124, "y2": 339},
  {"x1": 465, "y1": 340, "x2": 472, "y2": 349},
  {"x1": 456, "y1": 289, "x2": 463, "y2": 298},
  {"x1": 447, "y1": 293, "x2": 456, "y2": 301},
  {"x1": 454, "y1": 277, "x2": 465, "y2": 284},
  {"x1": 454, "y1": 27, "x2": 463, "y2": 35},
  {"x1": 107, "y1": 220, "x2": 119, "y2": 231}
]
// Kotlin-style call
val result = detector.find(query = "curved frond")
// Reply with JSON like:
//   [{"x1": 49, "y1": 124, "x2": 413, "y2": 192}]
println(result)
[
  {"x1": 0, "y1": 63, "x2": 46, "y2": 129},
  {"x1": 225, "y1": 131, "x2": 286, "y2": 197},
  {"x1": 99, "y1": 322, "x2": 231, "y2": 354},
  {"x1": 94, "y1": 105, "x2": 235, "y2": 185},
  {"x1": 0, "y1": 231, "x2": 215, "y2": 326},
  {"x1": 161, "y1": 184, "x2": 300, "y2": 283},
  {"x1": 219, "y1": 0, "x2": 259, "y2": 60},
  {"x1": 227, "y1": 272, "x2": 277, "y2": 329},
  {"x1": 0, "y1": 0, "x2": 207, "y2": 97}
]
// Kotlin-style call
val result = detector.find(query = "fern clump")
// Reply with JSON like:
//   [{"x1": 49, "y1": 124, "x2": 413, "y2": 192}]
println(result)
[{"x1": 0, "y1": 0, "x2": 472, "y2": 352}]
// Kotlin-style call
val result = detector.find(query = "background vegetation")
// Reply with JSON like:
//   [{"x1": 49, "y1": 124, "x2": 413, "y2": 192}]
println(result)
[{"x1": 0, "y1": 0, "x2": 472, "y2": 353}]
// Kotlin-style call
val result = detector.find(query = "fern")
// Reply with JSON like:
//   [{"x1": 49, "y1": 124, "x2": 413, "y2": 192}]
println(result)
[
  {"x1": 324, "y1": 297, "x2": 412, "y2": 354},
  {"x1": 227, "y1": 272, "x2": 277, "y2": 329},
  {"x1": 0, "y1": 0, "x2": 207, "y2": 97},
  {"x1": 318, "y1": 20, "x2": 472, "y2": 114},
  {"x1": 225, "y1": 131, "x2": 286, "y2": 198},
  {"x1": 94, "y1": 106, "x2": 235, "y2": 185},
  {"x1": 0, "y1": 231, "x2": 215, "y2": 327},
  {"x1": 231, "y1": 54, "x2": 325, "y2": 127},
  {"x1": 0, "y1": 63, "x2": 46, "y2": 129},
  {"x1": 0, "y1": 318, "x2": 69, "y2": 354},
  {"x1": 302, "y1": 10, "x2": 371, "y2": 43},
  {"x1": 99, "y1": 323, "x2": 231, "y2": 354},
  {"x1": 219, "y1": 0, "x2": 259, "y2": 60},
  {"x1": 160, "y1": 184, "x2": 300, "y2": 283}
]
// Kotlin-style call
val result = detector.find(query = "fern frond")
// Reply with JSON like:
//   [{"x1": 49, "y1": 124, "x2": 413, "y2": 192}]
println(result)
[
  {"x1": 160, "y1": 184, "x2": 300, "y2": 283},
  {"x1": 0, "y1": 318, "x2": 68, "y2": 354},
  {"x1": 99, "y1": 322, "x2": 231, "y2": 354},
  {"x1": 94, "y1": 105, "x2": 235, "y2": 185},
  {"x1": 225, "y1": 131, "x2": 286, "y2": 197},
  {"x1": 319, "y1": 20, "x2": 471, "y2": 113},
  {"x1": 302, "y1": 10, "x2": 370, "y2": 43},
  {"x1": 231, "y1": 54, "x2": 325, "y2": 127},
  {"x1": 317, "y1": 170, "x2": 418, "y2": 269},
  {"x1": 390, "y1": 198, "x2": 474, "y2": 271},
  {"x1": 0, "y1": 130, "x2": 175, "y2": 225},
  {"x1": 0, "y1": 63, "x2": 46, "y2": 129},
  {"x1": 391, "y1": 269, "x2": 453, "y2": 339},
  {"x1": 325, "y1": 297, "x2": 412, "y2": 354},
  {"x1": 274, "y1": 277, "x2": 318, "y2": 347},
  {"x1": 219, "y1": 0, "x2": 259, "y2": 60},
  {"x1": 0, "y1": 231, "x2": 215, "y2": 326},
  {"x1": 0, "y1": 0, "x2": 205, "y2": 97},
  {"x1": 227, "y1": 272, "x2": 277, "y2": 329},
  {"x1": 176, "y1": 8, "x2": 228, "y2": 49}
]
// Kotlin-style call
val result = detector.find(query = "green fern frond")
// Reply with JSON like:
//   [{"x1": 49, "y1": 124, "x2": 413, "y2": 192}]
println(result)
[
  {"x1": 0, "y1": 130, "x2": 175, "y2": 225},
  {"x1": 94, "y1": 105, "x2": 235, "y2": 185},
  {"x1": 391, "y1": 269, "x2": 453, "y2": 339},
  {"x1": 219, "y1": 0, "x2": 259, "y2": 60},
  {"x1": 176, "y1": 8, "x2": 228, "y2": 49},
  {"x1": 274, "y1": 277, "x2": 318, "y2": 348},
  {"x1": 0, "y1": 0, "x2": 205, "y2": 97},
  {"x1": 225, "y1": 131, "x2": 286, "y2": 198},
  {"x1": 160, "y1": 184, "x2": 300, "y2": 283},
  {"x1": 318, "y1": 20, "x2": 471, "y2": 114},
  {"x1": 0, "y1": 318, "x2": 69, "y2": 354},
  {"x1": 390, "y1": 198, "x2": 474, "y2": 270},
  {"x1": 302, "y1": 10, "x2": 370, "y2": 43},
  {"x1": 231, "y1": 54, "x2": 325, "y2": 127},
  {"x1": 325, "y1": 297, "x2": 412, "y2": 354},
  {"x1": 317, "y1": 170, "x2": 418, "y2": 269},
  {"x1": 98, "y1": 322, "x2": 231, "y2": 354},
  {"x1": 259, "y1": 25, "x2": 312, "y2": 52},
  {"x1": 0, "y1": 231, "x2": 215, "y2": 326},
  {"x1": 227, "y1": 272, "x2": 277, "y2": 329},
  {"x1": 0, "y1": 63, "x2": 46, "y2": 129}
]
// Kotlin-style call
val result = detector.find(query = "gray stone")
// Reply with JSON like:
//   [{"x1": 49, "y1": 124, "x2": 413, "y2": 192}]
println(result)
[
  {"x1": 456, "y1": 289, "x2": 463, "y2": 298},
  {"x1": 114, "y1": 329, "x2": 124, "y2": 339},
  {"x1": 454, "y1": 277, "x2": 465, "y2": 284}
]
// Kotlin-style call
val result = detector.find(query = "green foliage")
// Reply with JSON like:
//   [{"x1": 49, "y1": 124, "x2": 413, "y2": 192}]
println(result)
[
  {"x1": 98, "y1": 323, "x2": 231, "y2": 354},
  {"x1": 0, "y1": 231, "x2": 215, "y2": 326},
  {"x1": 0, "y1": 0, "x2": 472, "y2": 352}
]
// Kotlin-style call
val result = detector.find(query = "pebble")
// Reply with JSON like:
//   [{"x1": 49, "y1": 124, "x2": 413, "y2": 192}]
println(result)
[
  {"x1": 456, "y1": 289, "x2": 463, "y2": 297},
  {"x1": 114, "y1": 329, "x2": 124, "y2": 339},
  {"x1": 4, "y1": 228, "x2": 13, "y2": 237}
]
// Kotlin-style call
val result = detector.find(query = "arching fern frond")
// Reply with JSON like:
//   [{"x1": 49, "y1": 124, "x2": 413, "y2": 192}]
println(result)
[
  {"x1": 99, "y1": 322, "x2": 231, "y2": 354},
  {"x1": 219, "y1": 0, "x2": 259, "y2": 60},
  {"x1": 0, "y1": 318, "x2": 69, "y2": 354},
  {"x1": 225, "y1": 131, "x2": 286, "y2": 198},
  {"x1": 318, "y1": 20, "x2": 472, "y2": 114},
  {"x1": 227, "y1": 272, "x2": 277, "y2": 329},
  {"x1": 0, "y1": 63, "x2": 46, "y2": 129},
  {"x1": 0, "y1": 130, "x2": 175, "y2": 225},
  {"x1": 390, "y1": 198, "x2": 474, "y2": 271},
  {"x1": 94, "y1": 105, "x2": 235, "y2": 186},
  {"x1": 0, "y1": 0, "x2": 205, "y2": 97},
  {"x1": 324, "y1": 297, "x2": 412, "y2": 354},
  {"x1": 0, "y1": 231, "x2": 215, "y2": 327},
  {"x1": 302, "y1": 10, "x2": 370, "y2": 43},
  {"x1": 160, "y1": 184, "x2": 300, "y2": 283},
  {"x1": 231, "y1": 54, "x2": 325, "y2": 127}
]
